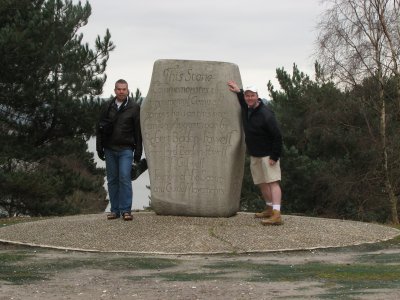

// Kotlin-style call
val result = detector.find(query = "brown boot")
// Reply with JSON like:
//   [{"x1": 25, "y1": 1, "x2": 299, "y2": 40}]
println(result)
[
  {"x1": 261, "y1": 209, "x2": 283, "y2": 226},
  {"x1": 254, "y1": 205, "x2": 273, "y2": 218}
]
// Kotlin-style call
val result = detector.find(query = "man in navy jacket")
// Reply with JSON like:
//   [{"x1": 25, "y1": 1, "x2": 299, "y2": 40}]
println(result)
[{"x1": 228, "y1": 80, "x2": 283, "y2": 225}]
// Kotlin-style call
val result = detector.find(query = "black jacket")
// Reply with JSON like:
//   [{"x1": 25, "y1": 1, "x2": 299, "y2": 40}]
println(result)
[
  {"x1": 96, "y1": 97, "x2": 143, "y2": 162},
  {"x1": 237, "y1": 91, "x2": 282, "y2": 161}
]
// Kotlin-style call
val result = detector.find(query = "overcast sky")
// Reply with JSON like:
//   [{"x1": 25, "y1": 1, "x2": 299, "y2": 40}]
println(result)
[{"x1": 79, "y1": 0, "x2": 325, "y2": 99}]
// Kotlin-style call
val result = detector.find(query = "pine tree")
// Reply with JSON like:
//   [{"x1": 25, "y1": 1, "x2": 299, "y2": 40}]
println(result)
[{"x1": 0, "y1": 0, "x2": 114, "y2": 216}]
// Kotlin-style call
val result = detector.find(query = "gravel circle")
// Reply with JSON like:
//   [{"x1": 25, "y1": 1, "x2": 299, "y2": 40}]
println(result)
[{"x1": 0, "y1": 212, "x2": 399, "y2": 254}]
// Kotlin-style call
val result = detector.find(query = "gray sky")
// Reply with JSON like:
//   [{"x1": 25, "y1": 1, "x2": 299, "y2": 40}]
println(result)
[{"x1": 80, "y1": 0, "x2": 324, "y2": 99}]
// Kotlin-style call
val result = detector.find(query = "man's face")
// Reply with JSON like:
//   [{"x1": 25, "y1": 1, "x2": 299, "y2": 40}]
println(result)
[
  {"x1": 244, "y1": 91, "x2": 259, "y2": 108},
  {"x1": 114, "y1": 83, "x2": 129, "y2": 101}
]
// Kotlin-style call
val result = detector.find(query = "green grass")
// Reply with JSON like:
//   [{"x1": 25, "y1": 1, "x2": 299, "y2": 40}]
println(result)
[
  {"x1": 0, "y1": 251, "x2": 44, "y2": 284},
  {"x1": 357, "y1": 252, "x2": 400, "y2": 264},
  {"x1": 204, "y1": 260, "x2": 400, "y2": 298},
  {"x1": 0, "y1": 251, "x2": 181, "y2": 285},
  {"x1": 126, "y1": 271, "x2": 227, "y2": 282},
  {"x1": 100, "y1": 257, "x2": 180, "y2": 270},
  {"x1": 0, "y1": 252, "x2": 31, "y2": 263},
  {"x1": 1, "y1": 248, "x2": 400, "y2": 300},
  {"x1": 0, "y1": 264, "x2": 48, "y2": 285},
  {"x1": 205, "y1": 260, "x2": 400, "y2": 282},
  {"x1": 120, "y1": 259, "x2": 400, "y2": 299}
]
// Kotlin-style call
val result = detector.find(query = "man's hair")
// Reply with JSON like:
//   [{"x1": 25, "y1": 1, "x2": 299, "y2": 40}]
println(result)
[{"x1": 115, "y1": 79, "x2": 128, "y2": 88}]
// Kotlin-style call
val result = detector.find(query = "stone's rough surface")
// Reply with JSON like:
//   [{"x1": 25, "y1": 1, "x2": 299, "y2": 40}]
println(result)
[{"x1": 141, "y1": 59, "x2": 245, "y2": 217}]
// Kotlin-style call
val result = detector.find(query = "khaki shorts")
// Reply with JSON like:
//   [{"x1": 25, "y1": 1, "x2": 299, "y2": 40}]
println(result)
[{"x1": 250, "y1": 156, "x2": 281, "y2": 184}]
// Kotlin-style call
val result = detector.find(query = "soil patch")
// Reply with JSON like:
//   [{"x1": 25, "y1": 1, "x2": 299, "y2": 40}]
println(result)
[{"x1": 1, "y1": 238, "x2": 400, "y2": 299}]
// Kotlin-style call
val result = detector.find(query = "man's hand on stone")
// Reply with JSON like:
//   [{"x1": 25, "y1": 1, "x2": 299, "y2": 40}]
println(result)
[{"x1": 227, "y1": 80, "x2": 240, "y2": 93}]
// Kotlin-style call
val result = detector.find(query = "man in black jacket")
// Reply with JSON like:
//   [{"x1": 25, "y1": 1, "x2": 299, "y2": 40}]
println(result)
[
  {"x1": 96, "y1": 79, "x2": 142, "y2": 221},
  {"x1": 228, "y1": 80, "x2": 283, "y2": 225}
]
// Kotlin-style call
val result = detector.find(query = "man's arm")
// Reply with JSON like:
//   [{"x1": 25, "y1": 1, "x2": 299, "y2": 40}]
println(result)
[
  {"x1": 133, "y1": 104, "x2": 143, "y2": 163},
  {"x1": 95, "y1": 101, "x2": 111, "y2": 161},
  {"x1": 265, "y1": 113, "x2": 283, "y2": 164},
  {"x1": 227, "y1": 80, "x2": 247, "y2": 110},
  {"x1": 227, "y1": 80, "x2": 240, "y2": 93}
]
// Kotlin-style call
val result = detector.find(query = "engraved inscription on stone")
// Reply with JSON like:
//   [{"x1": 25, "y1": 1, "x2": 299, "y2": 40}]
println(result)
[{"x1": 141, "y1": 59, "x2": 245, "y2": 217}]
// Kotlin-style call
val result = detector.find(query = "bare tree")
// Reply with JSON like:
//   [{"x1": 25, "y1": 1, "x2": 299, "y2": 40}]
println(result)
[{"x1": 317, "y1": 0, "x2": 399, "y2": 224}]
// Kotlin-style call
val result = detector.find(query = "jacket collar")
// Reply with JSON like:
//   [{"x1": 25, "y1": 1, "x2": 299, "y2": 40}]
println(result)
[{"x1": 114, "y1": 97, "x2": 129, "y2": 110}]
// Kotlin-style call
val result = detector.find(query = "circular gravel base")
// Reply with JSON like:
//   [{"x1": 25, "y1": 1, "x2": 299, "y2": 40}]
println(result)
[{"x1": 0, "y1": 212, "x2": 399, "y2": 254}]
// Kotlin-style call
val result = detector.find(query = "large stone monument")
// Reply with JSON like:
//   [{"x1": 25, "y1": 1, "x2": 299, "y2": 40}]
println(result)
[{"x1": 141, "y1": 59, "x2": 245, "y2": 217}]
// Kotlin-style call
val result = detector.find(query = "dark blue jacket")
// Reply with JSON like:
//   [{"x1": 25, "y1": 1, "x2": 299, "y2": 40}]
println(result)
[
  {"x1": 237, "y1": 91, "x2": 282, "y2": 161},
  {"x1": 96, "y1": 97, "x2": 142, "y2": 162}
]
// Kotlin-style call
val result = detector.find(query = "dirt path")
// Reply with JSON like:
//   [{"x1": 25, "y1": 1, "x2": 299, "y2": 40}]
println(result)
[{"x1": 1, "y1": 237, "x2": 400, "y2": 300}]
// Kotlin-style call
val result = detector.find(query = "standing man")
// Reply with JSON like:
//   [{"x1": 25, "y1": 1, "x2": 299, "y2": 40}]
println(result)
[
  {"x1": 96, "y1": 79, "x2": 142, "y2": 221},
  {"x1": 228, "y1": 80, "x2": 283, "y2": 225}
]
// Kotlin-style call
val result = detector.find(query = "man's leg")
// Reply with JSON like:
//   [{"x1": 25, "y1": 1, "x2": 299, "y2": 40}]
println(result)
[
  {"x1": 118, "y1": 149, "x2": 133, "y2": 216},
  {"x1": 259, "y1": 182, "x2": 272, "y2": 203},
  {"x1": 105, "y1": 149, "x2": 120, "y2": 217},
  {"x1": 269, "y1": 181, "x2": 282, "y2": 208},
  {"x1": 262, "y1": 180, "x2": 283, "y2": 225},
  {"x1": 255, "y1": 183, "x2": 273, "y2": 218},
  {"x1": 252, "y1": 156, "x2": 278, "y2": 218}
]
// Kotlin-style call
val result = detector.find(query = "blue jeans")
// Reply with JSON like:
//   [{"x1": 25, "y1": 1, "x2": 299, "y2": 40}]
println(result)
[{"x1": 104, "y1": 148, "x2": 133, "y2": 216}]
